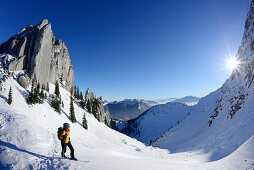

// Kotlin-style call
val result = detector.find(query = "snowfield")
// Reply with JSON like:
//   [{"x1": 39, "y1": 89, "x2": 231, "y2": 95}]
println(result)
[{"x1": 0, "y1": 76, "x2": 253, "y2": 170}]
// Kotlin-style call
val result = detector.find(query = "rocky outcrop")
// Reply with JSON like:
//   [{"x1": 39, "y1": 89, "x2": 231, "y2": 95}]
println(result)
[
  {"x1": 85, "y1": 88, "x2": 110, "y2": 126},
  {"x1": 85, "y1": 88, "x2": 95, "y2": 105},
  {"x1": 0, "y1": 19, "x2": 74, "y2": 91},
  {"x1": 8, "y1": 55, "x2": 27, "y2": 71},
  {"x1": 18, "y1": 74, "x2": 30, "y2": 89}
]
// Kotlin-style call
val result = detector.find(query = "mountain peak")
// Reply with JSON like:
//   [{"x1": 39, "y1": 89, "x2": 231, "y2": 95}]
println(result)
[
  {"x1": 0, "y1": 20, "x2": 74, "y2": 91},
  {"x1": 38, "y1": 19, "x2": 49, "y2": 29}
]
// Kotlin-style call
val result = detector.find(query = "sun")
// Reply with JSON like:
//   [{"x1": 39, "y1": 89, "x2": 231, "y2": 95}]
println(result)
[{"x1": 226, "y1": 57, "x2": 240, "y2": 71}]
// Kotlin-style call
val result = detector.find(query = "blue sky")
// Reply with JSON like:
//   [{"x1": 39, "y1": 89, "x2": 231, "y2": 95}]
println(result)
[{"x1": 0, "y1": 0, "x2": 250, "y2": 100}]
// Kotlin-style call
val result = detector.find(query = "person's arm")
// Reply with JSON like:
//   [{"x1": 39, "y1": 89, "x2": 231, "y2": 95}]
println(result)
[
  {"x1": 60, "y1": 131, "x2": 67, "y2": 142},
  {"x1": 66, "y1": 131, "x2": 70, "y2": 141}
]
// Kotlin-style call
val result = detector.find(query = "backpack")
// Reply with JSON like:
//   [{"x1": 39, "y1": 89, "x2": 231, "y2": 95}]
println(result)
[{"x1": 57, "y1": 127, "x2": 64, "y2": 140}]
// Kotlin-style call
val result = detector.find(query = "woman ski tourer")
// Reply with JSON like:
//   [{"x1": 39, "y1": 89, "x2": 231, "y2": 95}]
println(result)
[{"x1": 58, "y1": 123, "x2": 77, "y2": 160}]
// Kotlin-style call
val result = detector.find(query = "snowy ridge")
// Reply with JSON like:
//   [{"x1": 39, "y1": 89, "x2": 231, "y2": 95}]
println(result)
[
  {"x1": 116, "y1": 102, "x2": 192, "y2": 144},
  {"x1": 106, "y1": 96, "x2": 200, "y2": 121}
]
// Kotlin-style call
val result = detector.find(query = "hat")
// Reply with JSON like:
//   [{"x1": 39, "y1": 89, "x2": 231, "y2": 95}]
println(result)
[{"x1": 63, "y1": 123, "x2": 70, "y2": 129}]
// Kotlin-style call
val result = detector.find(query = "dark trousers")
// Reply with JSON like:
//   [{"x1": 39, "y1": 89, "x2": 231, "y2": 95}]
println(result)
[{"x1": 61, "y1": 140, "x2": 74, "y2": 158}]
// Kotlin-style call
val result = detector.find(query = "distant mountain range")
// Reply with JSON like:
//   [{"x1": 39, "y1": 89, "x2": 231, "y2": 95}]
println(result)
[
  {"x1": 105, "y1": 99, "x2": 152, "y2": 121},
  {"x1": 173, "y1": 96, "x2": 200, "y2": 106},
  {"x1": 105, "y1": 96, "x2": 200, "y2": 121}
]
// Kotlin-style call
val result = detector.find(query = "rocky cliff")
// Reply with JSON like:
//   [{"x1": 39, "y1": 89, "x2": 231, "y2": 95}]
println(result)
[
  {"x1": 208, "y1": 0, "x2": 254, "y2": 125},
  {"x1": 0, "y1": 19, "x2": 74, "y2": 91},
  {"x1": 85, "y1": 88, "x2": 110, "y2": 126}
]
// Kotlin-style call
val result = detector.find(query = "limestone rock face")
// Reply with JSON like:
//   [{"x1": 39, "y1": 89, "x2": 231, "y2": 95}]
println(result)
[
  {"x1": 30, "y1": 23, "x2": 52, "y2": 86},
  {"x1": 18, "y1": 74, "x2": 30, "y2": 89},
  {"x1": 85, "y1": 88, "x2": 95, "y2": 105},
  {"x1": 0, "y1": 19, "x2": 74, "y2": 91},
  {"x1": 8, "y1": 55, "x2": 27, "y2": 71},
  {"x1": 85, "y1": 88, "x2": 110, "y2": 126}
]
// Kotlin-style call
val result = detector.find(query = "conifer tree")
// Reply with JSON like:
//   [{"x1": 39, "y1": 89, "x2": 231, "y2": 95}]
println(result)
[
  {"x1": 42, "y1": 84, "x2": 45, "y2": 91},
  {"x1": 104, "y1": 116, "x2": 110, "y2": 127},
  {"x1": 36, "y1": 84, "x2": 41, "y2": 103},
  {"x1": 79, "y1": 100, "x2": 85, "y2": 109},
  {"x1": 7, "y1": 87, "x2": 12, "y2": 105},
  {"x1": 80, "y1": 92, "x2": 83, "y2": 100},
  {"x1": 41, "y1": 85, "x2": 47, "y2": 100},
  {"x1": 70, "y1": 87, "x2": 74, "y2": 97},
  {"x1": 40, "y1": 87, "x2": 45, "y2": 100},
  {"x1": 70, "y1": 96, "x2": 77, "y2": 123},
  {"x1": 77, "y1": 86, "x2": 80, "y2": 99},
  {"x1": 44, "y1": 92, "x2": 47, "y2": 99},
  {"x1": 74, "y1": 85, "x2": 77, "y2": 98},
  {"x1": 52, "y1": 95, "x2": 61, "y2": 113},
  {"x1": 60, "y1": 74, "x2": 63, "y2": 85},
  {"x1": 82, "y1": 113, "x2": 88, "y2": 129},
  {"x1": 51, "y1": 81, "x2": 61, "y2": 113},
  {"x1": 92, "y1": 98, "x2": 99, "y2": 120},
  {"x1": 27, "y1": 82, "x2": 36, "y2": 104},
  {"x1": 54, "y1": 81, "x2": 60, "y2": 98},
  {"x1": 35, "y1": 84, "x2": 43, "y2": 104},
  {"x1": 86, "y1": 99, "x2": 91, "y2": 113}
]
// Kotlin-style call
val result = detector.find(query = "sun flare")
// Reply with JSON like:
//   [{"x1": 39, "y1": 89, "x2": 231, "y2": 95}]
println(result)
[{"x1": 226, "y1": 57, "x2": 240, "y2": 71}]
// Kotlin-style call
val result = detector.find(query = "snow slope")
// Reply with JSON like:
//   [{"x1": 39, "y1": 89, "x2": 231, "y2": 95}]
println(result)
[
  {"x1": 0, "y1": 77, "x2": 204, "y2": 169},
  {"x1": 1, "y1": 75, "x2": 254, "y2": 169},
  {"x1": 0, "y1": 77, "x2": 172, "y2": 169}
]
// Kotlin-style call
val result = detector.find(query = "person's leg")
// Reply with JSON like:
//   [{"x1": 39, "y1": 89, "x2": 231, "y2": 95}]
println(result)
[
  {"x1": 61, "y1": 140, "x2": 67, "y2": 157},
  {"x1": 67, "y1": 141, "x2": 74, "y2": 158}
]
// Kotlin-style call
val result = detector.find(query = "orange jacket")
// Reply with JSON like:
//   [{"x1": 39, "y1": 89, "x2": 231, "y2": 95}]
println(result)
[{"x1": 59, "y1": 129, "x2": 70, "y2": 143}]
